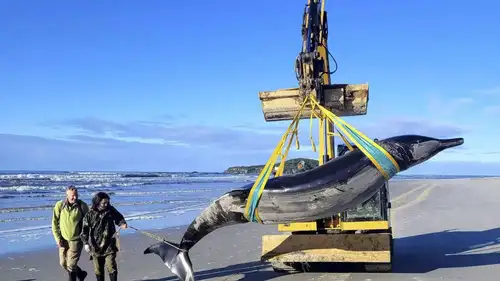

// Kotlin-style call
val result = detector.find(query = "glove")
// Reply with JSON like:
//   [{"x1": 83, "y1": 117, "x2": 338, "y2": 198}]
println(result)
[
  {"x1": 84, "y1": 244, "x2": 90, "y2": 253},
  {"x1": 58, "y1": 240, "x2": 67, "y2": 248}
]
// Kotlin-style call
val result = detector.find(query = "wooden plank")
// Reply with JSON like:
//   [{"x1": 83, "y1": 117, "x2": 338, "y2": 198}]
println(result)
[
  {"x1": 258, "y1": 83, "x2": 369, "y2": 122},
  {"x1": 261, "y1": 233, "x2": 391, "y2": 263}
]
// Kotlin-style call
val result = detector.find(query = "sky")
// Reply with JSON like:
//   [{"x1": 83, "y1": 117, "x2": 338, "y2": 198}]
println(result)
[{"x1": 0, "y1": 0, "x2": 499, "y2": 175}]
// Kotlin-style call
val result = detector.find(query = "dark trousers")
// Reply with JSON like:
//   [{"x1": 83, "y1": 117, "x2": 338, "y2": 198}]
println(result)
[{"x1": 92, "y1": 253, "x2": 117, "y2": 276}]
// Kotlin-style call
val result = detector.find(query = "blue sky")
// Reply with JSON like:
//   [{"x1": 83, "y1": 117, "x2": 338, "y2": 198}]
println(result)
[{"x1": 1, "y1": 0, "x2": 499, "y2": 175}]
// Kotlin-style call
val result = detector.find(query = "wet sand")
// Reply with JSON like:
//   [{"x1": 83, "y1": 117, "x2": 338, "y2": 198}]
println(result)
[{"x1": 2, "y1": 177, "x2": 500, "y2": 281}]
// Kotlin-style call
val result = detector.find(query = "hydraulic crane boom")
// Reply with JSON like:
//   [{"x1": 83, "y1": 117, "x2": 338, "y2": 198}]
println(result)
[
  {"x1": 296, "y1": 0, "x2": 337, "y2": 98},
  {"x1": 295, "y1": 0, "x2": 337, "y2": 164}
]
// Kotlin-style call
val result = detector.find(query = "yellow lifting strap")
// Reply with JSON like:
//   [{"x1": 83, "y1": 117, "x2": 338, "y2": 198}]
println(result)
[
  {"x1": 308, "y1": 97, "x2": 400, "y2": 178},
  {"x1": 244, "y1": 94, "x2": 400, "y2": 223},
  {"x1": 243, "y1": 98, "x2": 309, "y2": 223}
]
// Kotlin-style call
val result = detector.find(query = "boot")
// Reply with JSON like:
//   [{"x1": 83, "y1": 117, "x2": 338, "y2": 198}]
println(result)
[
  {"x1": 68, "y1": 270, "x2": 78, "y2": 281},
  {"x1": 76, "y1": 266, "x2": 88, "y2": 281},
  {"x1": 109, "y1": 272, "x2": 117, "y2": 281},
  {"x1": 95, "y1": 274, "x2": 104, "y2": 281}
]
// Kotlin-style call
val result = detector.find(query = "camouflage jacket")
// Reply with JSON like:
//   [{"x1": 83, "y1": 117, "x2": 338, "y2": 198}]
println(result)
[{"x1": 80, "y1": 206, "x2": 126, "y2": 256}]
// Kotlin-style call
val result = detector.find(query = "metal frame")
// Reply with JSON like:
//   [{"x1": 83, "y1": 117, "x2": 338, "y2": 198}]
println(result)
[{"x1": 258, "y1": 0, "x2": 393, "y2": 273}]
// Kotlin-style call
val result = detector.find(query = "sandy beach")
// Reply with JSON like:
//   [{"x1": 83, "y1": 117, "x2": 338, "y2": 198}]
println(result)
[{"x1": 2, "y1": 177, "x2": 500, "y2": 281}]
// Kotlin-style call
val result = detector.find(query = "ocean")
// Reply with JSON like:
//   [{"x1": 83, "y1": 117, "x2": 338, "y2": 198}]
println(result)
[{"x1": 0, "y1": 170, "x2": 492, "y2": 256}]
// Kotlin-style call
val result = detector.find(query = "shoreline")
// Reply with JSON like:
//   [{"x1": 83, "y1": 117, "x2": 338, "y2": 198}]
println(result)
[
  {"x1": 0, "y1": 222, "x2": 280, "y2": 281},
  {"x1": 0, "y1": 223, "x2": 192, "y2": 259},
  {"x1": 2, "y1": 177, "x2": 500, "y2": 281},
  {"x1": 2, "y1": 176, "x2": 500, "y2": 257},
  {"x1": 0, "y1": 205, "x2": 207, "y2": 257}
]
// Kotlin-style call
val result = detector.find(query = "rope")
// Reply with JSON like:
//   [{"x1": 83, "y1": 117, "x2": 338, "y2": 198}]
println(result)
[
  {"x1": 243, "y1": 92, "x2": 401, "y2": 223},
  {"x1": 128, "y1": 226, "x2": 187, "y2": 252}
]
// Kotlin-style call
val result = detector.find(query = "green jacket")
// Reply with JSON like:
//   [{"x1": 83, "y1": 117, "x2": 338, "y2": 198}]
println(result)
[{"x1": 51, "y1": 199, "x2": 89, "y2": 243}]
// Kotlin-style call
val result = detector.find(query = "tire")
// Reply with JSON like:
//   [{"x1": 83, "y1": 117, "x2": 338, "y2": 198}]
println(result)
[{"x1": 364, "y1": 263, "x2": 392, "y2": 272}]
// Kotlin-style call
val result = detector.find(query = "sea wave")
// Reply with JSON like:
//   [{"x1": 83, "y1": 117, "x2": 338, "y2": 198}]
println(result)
[
  {"x1": 0, "y1": 171, "x2": 256, "y2": 193},
  {"x1": 0, "y1": 170, "x2": 493, "y2": 256},
  {"x1": 0, "y1": 198, "x2": 211, "y2": 214},
  {"x1": 0, "y1": 202, "x2": 207, "y2": 235}
]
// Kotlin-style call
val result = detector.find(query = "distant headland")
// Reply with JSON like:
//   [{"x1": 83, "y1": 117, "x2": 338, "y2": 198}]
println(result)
[{"x1": 223, "y1": 158, "x2": 319, "y2": 175}]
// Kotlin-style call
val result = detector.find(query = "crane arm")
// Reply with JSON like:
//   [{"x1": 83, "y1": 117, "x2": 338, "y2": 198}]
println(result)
[{"x1": 295, "y1": 0, "x2": 337, "y2": 106}]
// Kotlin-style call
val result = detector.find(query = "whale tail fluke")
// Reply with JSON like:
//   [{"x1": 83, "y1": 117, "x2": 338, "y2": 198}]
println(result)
[{"x1": 144, "y1": 242, "x2": 195, "y2": 281}]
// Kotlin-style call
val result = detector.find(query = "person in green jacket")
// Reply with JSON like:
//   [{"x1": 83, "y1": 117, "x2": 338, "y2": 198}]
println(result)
[
  {"x1": 80, "y1": 191, "x2": 127, "y2": 281},
  {"x1": 52, "y1": 185, "x2": 90, "y2": 281}
]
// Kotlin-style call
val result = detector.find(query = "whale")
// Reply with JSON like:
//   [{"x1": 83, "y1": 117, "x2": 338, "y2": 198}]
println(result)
[{"x1": 143, "y1": 134, "x2": 464, "y2": 281}]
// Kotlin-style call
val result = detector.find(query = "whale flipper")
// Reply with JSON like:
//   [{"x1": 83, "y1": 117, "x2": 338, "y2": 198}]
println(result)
[{"x1": 144, "y1": 242, "x2": 194, "y2": 281}]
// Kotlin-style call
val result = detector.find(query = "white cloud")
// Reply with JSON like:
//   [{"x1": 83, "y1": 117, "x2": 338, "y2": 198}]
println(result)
[
  {"x1": 0, "y1": 111, "x2": 472, "y2": 172},
  {"x1": 426, "y1": 95, "x2": 475, "y2": 118},
  {"x1": 430, "y1": 147, "x2": 500, "y2": 163},
  {"x1": 483, "y1": 105, "x2": 500, "y2": 115},
  {"x1": 474, "y1": 86, "x2": 500, "y2": 96},
  {"x1": 452, "y1": 97, "x2": 474, "y2": 105}
]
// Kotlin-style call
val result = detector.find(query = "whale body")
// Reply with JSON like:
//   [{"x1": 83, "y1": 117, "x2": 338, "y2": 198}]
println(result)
[{"x1": 144, "y1": 134, "x2": 464, "y2": 281}]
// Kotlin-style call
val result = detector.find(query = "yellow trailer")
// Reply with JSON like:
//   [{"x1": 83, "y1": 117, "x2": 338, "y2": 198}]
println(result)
[{"x1": 256, "y1": 0, "x2": 393, "y2": 273}]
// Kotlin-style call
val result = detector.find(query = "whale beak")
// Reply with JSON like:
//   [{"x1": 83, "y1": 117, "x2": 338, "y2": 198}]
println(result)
[{"x1": 439, "y1": 138, "x2": 464, "y2": 149}]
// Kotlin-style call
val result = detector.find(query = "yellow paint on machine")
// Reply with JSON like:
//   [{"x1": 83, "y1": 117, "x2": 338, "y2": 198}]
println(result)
[{"x1": 261, "y1": 233, "x2": 392, "y2": 263}]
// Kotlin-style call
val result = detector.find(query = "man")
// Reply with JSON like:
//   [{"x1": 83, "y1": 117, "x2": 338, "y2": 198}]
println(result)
[
  {"x1": 81, "y1": 191, "x2": 127, "y2": 281},
  {"x1": 52, "y1": 185, "x2": 90, "y2": 281}
]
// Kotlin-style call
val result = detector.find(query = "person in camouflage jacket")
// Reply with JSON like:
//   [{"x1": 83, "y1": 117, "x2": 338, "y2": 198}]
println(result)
[{"x1": 80, "y1": 192, "x2": 127, "y2": 281}]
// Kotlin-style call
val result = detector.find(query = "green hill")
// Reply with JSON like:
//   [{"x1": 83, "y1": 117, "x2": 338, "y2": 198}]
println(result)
[{"x1": 224, "y1": 158, "x2": 319, "y2": 175}]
